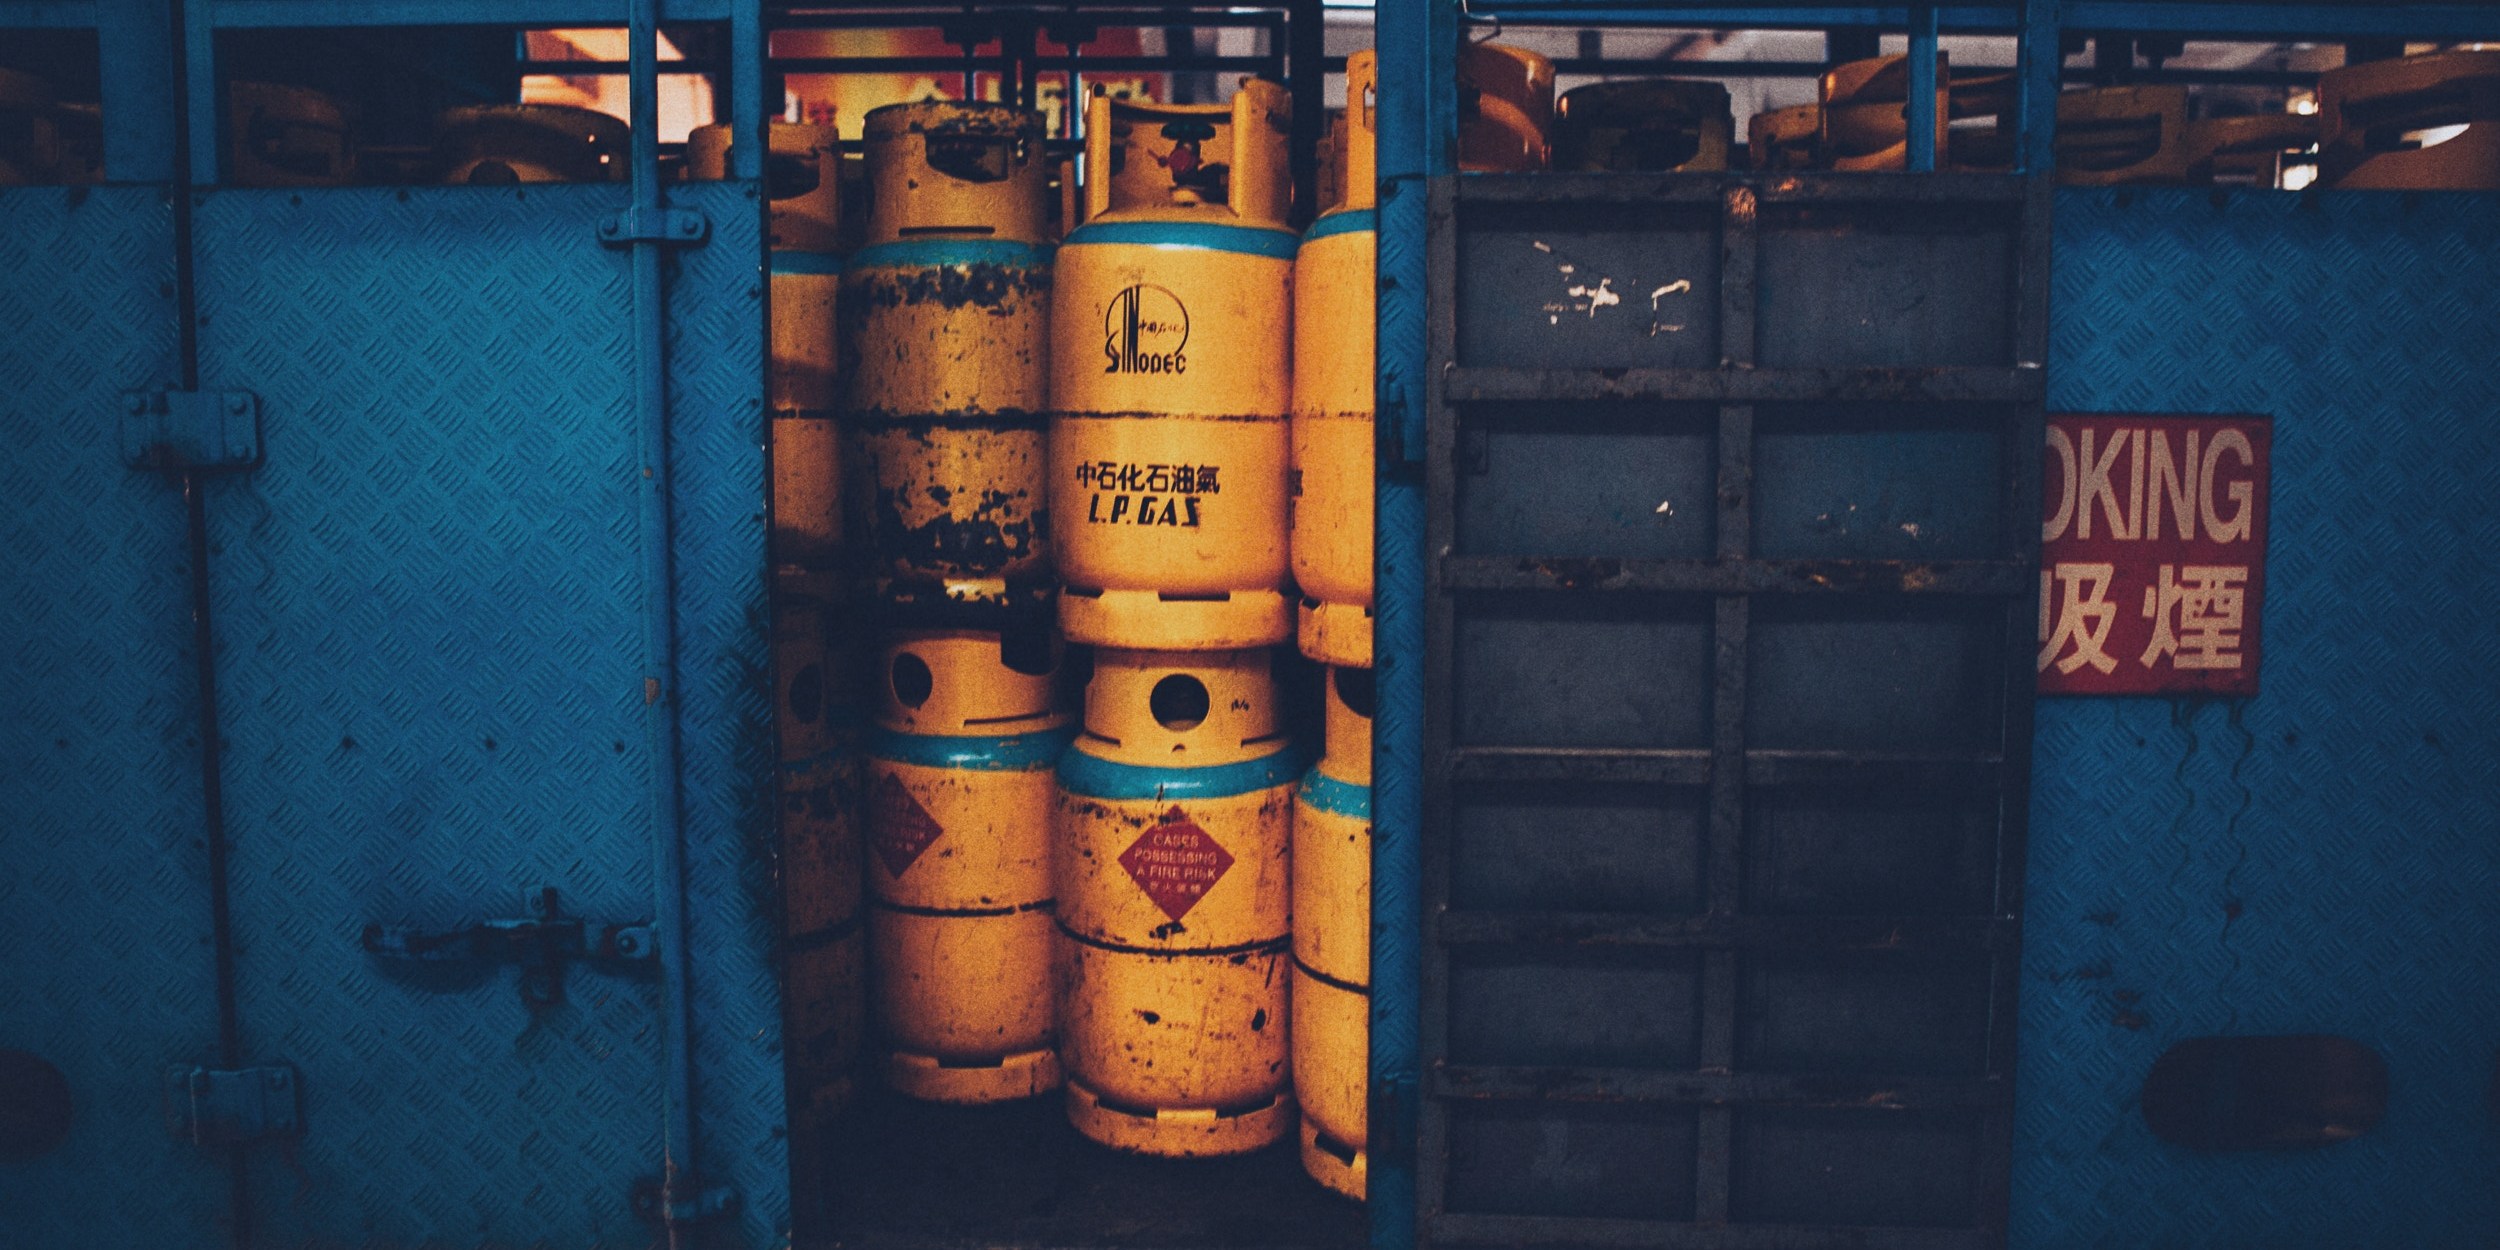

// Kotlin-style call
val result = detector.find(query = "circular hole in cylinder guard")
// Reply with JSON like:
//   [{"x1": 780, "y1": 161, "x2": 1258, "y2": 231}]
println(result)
[
  {"x1": 890, "y1": 652, "x2": 934, "y2": 709},
  {"x1": 1334, "y1": 666, "x2": 1377, "y2": 720},
  {"x1": 1149, "y1": 674, "x2": 1210, "y2": 732}
]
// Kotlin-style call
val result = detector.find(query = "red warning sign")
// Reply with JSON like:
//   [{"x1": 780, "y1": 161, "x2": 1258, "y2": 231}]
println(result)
[
  {"x1": 869, "y1": 773, "x2": 945, "y2": 877},
  {"x1": 1118, "y1": 808, "x2": 1234, "y2": 923},
  {"x1": 2038, "y1": 414, "x2": 2271, "y2": 697}
]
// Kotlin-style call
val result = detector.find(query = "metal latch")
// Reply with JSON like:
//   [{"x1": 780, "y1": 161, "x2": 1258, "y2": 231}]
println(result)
[
  {"x1": 597, "y1": 205, "x2": 708, "y2": 247},
  {"x1": 632, "y1": 1174, "x2": 739, "y2": 1227},
  {"x1": 166, "y1": 1063, "x2": 300, "y2": 1146},
  {"x1": 120, "y1": 389, "x2": 260, "y2": 471},
  {"x1": 362, "y1": 886, "x2": 655, "y2": 1007}
]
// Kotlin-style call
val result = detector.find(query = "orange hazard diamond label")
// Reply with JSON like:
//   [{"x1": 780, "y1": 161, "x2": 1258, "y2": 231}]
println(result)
[
  {"x1": 869, "y1": 773, "x2": 945, "y2": 877},
  {"x1": 1118, "y1": 807, "x2": 1233, "y2": 923}
]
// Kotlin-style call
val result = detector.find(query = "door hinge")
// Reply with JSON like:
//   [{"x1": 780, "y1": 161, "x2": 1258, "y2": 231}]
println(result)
[
  {"x1": 597, "y1": 206, "x2": 708, "y2": 248},
  {"x1": 120, "y1": 389, "x2": 260, "y2": 472},
  {"x1": 632, "y1": 1174, "x2": 738, "y2": 1227},
  {"x1": 362, "y1": 886, "x2": 655, "y2": 1008},
  {"x1": 165, "y1": 1063, "x2": 301, "y2": 1147}
]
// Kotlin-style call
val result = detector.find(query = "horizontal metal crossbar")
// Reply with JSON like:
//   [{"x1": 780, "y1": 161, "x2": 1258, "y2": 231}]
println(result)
[
  {"x1": 1431, "y1": 1213, "x2": 1992, "y2": 1250},
  {"x1": 1443, "y1": 557, "x2": 2032, "y2": 597},
  {"x1": 1446, "y1": 747, "x2": 2004, "y2": 788},
  {"x1": 1453, "y1": 171, "x2": 2029, "y2": 206},
  {"x1": 1445, "y1": 366, "x2": 2043, "y2": 405},
  {"x1": 1435, "y1": 911, "x2": 2018, "y2": 951},
  {"x1": 1431, "y1": 1066, "x2": 2007, "y2": 1111}
]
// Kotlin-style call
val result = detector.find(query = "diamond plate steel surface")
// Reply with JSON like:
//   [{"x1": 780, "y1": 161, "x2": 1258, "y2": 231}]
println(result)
[
  {"x1": 0, "y1": 186, "x2": 227, "y2": 1250},
  {"x1": 666, "y1": 180, "x2": 787, "y2": 1250},
  {"x1": 185, "y1": 182, "x2": 779, "y2": 1247},
  {"x1": 2020, "y1": 188, "x2": 2500, "y2": 1249}
]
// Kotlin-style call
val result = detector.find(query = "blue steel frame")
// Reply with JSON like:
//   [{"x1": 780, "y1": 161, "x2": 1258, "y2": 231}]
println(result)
[
  {"x1": 0, "y1": 0, "x2": 771, "y2": 1241},
  {"x1": 1364, "y1": 2, "x2": 2500, "y2": 1248}
]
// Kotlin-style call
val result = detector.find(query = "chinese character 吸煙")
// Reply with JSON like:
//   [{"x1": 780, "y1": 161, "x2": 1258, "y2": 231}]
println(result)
[
  {"x1": 2037, "y1": 562, "x2": 2119, "y2": 675},
  {"x1": 2141, "y1": 564, "x2": 2247, "y2": 670}
]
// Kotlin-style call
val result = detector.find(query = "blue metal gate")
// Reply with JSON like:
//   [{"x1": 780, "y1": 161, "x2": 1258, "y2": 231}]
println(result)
[{"x1": 0, "y1": 24, "x2": 787, "y2": 1247}]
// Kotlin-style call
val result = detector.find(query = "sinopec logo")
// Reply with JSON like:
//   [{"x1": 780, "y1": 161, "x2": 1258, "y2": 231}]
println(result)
[{"x1": 1102, "y1": 284, "x2": 1189, "y2": 375}]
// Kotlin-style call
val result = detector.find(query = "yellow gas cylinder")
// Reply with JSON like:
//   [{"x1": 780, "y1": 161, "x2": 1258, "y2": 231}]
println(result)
[
  {"x1": 2321, "y1": 49, "x2": 2500, "y2": 190},
  {"x1": 1055, "y1": 647, "x2": 1301, "y2": 1155},
  {"x1": 843, "y1": 103, "x2": 1055, "y2": 620},
  {"x1": 689, "y1": 122, "x2": 846, "y2": 569},
  {"x1": 1750, "y1": 103, "x2": 1823, "y2": 169},
  {"x1": 1293, "y1": 665, "x2": 1373, "y2": 1199},
  {"x1": 1457, "y1": 41, "x2": 1554, "y2": 171},
  {"x1": 1822, "y1": 54, "x2": 1950, "y2": 172},
  {"x1": 776, "y1": 567, "x2": 867, "y2": 1120},
  {"x1": 1292, "y1": 53, "x2": 1377, "y2": 670},
  {"x1": 2055, "y1": 86, "x2": 2192, "y2": 186},
  {"x1": 1552, "y1": 79, "x2": 1733, "y2": 173},
  {"x1": 866, "y1": 626, "x2": 1073, "y2": 1102},
  {"x1": 1314, "y1": 107, "x2": 1348, "y2": 214},
  {"x1": 1047, "y1": 149, "x2": 1083, "y2": 242},
  {"x1": 1049, "y1": 84, "x2": 1296, "y2": 651},
  {"x1": 2186, "y1": 112, "x2": 2318, "y2": 187},
  {"x1": 435, "y1": 103, "x2": 627, "y2": 184},
  {"x1": 228, "y1": 81, "x2": 353, "y2": 186}
]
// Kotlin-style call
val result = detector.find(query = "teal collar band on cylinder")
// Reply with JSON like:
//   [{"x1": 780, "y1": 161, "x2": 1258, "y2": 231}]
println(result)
[
  {"x1": 846, "y1": 238, "x2": 1055, "y2": 270},
  {"x1": 1304, "y1": 208, "x2": 1376, "y2": 241},
  {"x1": 1060, "y1": 220, "x2": 1300, "y2": 260},
  {"x1": 1297, "y1": 767, "x2": 1371, "y2": 819},
  {"x1": 867, "y1": 726, "x2": 1074, "y2": 771},
  {"x1": 769, "y1": 250, "x2": 843, "y2": 275},
  {"x1": 1056, "y1": 744, "x2": 1307, "y2": 801}
]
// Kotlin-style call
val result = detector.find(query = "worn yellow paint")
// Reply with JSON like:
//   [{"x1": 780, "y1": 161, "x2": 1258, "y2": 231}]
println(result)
[
  {"x1": 1048, "y1": 85, "x2": 1296, "y2": 651},
  {"x1": 861, "y1": 102, "x2": 1050, "y2": 247},
  {"x1": 1054, "y1": 648, "x2": 1296, "y2": 1156},
  {"x1": 1290, "y1": 60, "x2": 1377, "y2": 668},
  {"x1": 1292, "y1": 666, "x2": 1372, "y2": 1197},
  {"x1": 867, "y1": 629, "x2": 1067, "y2": 1103}
]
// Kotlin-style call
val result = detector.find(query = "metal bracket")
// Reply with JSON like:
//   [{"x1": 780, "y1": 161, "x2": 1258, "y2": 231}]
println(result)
[
  {"x1": 362, "y1": 887, "x2": 655, "y2": 1008},
  {"x1": 120, "y1": 389, "x2": 260, "y2": 472},
  {"x1": 631, "y1": 1174, "x2": 739, "y2": 1227},
  {"x1": 596, "y1": 206, "x2": 708, "y2": 248},
  {"x1": 165, "y1": 1063, "x2": 300, "y2": 1147}
]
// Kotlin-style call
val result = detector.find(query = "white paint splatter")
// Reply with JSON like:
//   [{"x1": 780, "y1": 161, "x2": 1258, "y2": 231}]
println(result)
[
  {"x1": 1564, "y1": 278, "x2": 1620, "y2": 317},
  {"x1": 1650, "y1": 279, "x2": 1692, "y2": 308},
  {"x1": 1655, "y1": 500, "x2": 1675, "y2": 516}
]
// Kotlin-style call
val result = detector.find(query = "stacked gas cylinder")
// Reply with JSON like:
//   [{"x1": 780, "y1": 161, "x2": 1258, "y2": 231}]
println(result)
[
  {"x1": 682, "y1": 69, "x2": 1379, "y2": 1197},
  {"x1": 1051, "y1": 73, "x2": 1310, "y2": 1176},
  {"x1": 843, "y1": 101, "x2": 1070, "y2": 1106}
]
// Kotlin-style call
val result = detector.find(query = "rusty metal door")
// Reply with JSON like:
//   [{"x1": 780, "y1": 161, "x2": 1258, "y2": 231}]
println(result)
[{"x1": 1414, "y1": 171, "x2": 2048, "y2": 1248}]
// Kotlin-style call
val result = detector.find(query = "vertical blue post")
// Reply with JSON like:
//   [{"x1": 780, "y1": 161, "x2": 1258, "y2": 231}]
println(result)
[
  {"x1": 2014, "y1": 0, "x2": 2063, "y2": 176},
  {"x1": 179, "y1": 0, "x2": 214, "y2": 184},
  {"x1": 94, "y1": 0, "x2": 177, "y2": 183},
  {"x1": 626, "y1": 0, "x2": 700, "y2": 1239},
  {"x1": 1372, "y1": 0, "x2": 1451, "y2": 1246},
  {"x1": 731, "y1": 0, "x2": 765, "y2": 182},
  {"x1": 1906, "y1": 4, "x2": 1939, "y2": 172}
]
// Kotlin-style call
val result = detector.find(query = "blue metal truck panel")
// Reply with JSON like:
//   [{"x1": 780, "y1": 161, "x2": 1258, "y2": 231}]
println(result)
[
  {"x1": 0, "y1": 183, "x2": 225, "y2": 1250},
  {"x1": 2022, "y1": 187, "x2": 2500, "y2": 1248}
]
